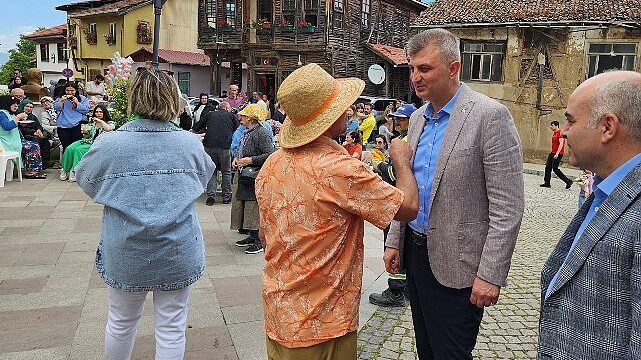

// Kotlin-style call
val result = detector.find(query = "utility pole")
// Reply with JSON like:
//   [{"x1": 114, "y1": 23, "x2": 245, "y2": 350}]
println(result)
[{"x1": 152, "y1": 0, "x2": 167, "y2": 69}]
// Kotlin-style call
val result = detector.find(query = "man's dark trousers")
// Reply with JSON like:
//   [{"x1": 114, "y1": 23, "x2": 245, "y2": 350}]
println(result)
[
  {"x1": 404, "y1": 227, "x2": 483, "y2": 359},
  {"x1": 543, "y1": 153, "x2": 571, "y2": 185},
  {"x1": 205, "y1": 147, "x2": 232, "y2": 202}
]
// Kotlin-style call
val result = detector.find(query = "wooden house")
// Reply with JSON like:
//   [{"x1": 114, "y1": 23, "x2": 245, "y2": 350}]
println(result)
[{"x1": 197, "y1": 0, "x2": 426, "y2": 100}]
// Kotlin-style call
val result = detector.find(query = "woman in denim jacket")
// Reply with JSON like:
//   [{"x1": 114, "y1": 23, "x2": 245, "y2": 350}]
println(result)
[{"x1": 76, "y1": 69, "x2": 215, "y2": 360}]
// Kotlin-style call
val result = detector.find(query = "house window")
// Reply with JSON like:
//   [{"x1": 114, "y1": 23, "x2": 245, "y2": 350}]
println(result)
[
  {"x1": 258, "y1": 0, "x2": 273, "y2": 24},
  {"x1": 282, "y1": 0, "x2": 296, "y2": 29},
  {"x1": 303, "y1": 0, "x2": 320, "y2": 27},
  {"x1": 107, "y1": 23, "x2": 117, "y2": 45},
  {"x1": 206, "y1": 0, "x2": 217, "y2": 28},
  {"x1": 587, "y1": 43, "x2": 637, "y2": 78},
  {"x1": 225, "y1": 1, "x2": 236, "y2": 28},
  {"x1": 87, "y1": 23, "x2": 97, "y2": 44},
  {"x1": 332, "y1": 0, "x2": 344, "y2": 29},
  {"x1": 461, "y1": 41, "x2": 504, "y2": 82},
  {"x1": 361, "y1": 0, "x2": 370, "y2": 28},
  {"x1": 137, "y1": 21, "x2": 152, "y2": 44},
  {"x1": 40, "y1": 44, "x2": 50, "y2": 62},
  {"x1": 57, "y1": 43, "x2": 66, "y2": 63},
  {"x1": 178, "y1": 72, "x2": 190, "y2": 95}
]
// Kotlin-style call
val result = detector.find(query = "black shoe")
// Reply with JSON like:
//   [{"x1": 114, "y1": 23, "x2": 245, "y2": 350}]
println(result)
[
  {"x1": 206, "y1": 197, "x2": 215, "y2": 206},
  {"x1": 237, "y1": 228, "x2": 249, "y2": 235},
  {"x1": 368, "y1": 289, "x2": 406, "y2": 307},
  {"x1": 235, "y1": 236, "x2": 254, "y2": 247},
  {"x1": 565, "y1": 180, "x2": 573, "y2": 189},
  {"x1": 539, "y1": 183, "x2": 551, "y2": 188},
  {"x1": 245, "y1": 243, "x2": 264, "y2": 254},
  {"x1": 222, "y1": 199, "x2": 231, "y2": 204}
]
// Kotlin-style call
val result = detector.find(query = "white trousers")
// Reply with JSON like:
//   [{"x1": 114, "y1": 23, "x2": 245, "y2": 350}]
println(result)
[{"x1": 105, "y1": 286, "x2": 192, "y2": 360}]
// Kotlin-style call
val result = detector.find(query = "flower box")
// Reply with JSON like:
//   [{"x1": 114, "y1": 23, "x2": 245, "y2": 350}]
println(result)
[
  {"x1": 299, "y1": 25, "x2": 316, "y2": 34},
  {"x1": 279, "y1": 25, "x2": 294, "y2": 33},
  {"x1": 221, "y1": 25, "x2": 234, "y2": 32}
]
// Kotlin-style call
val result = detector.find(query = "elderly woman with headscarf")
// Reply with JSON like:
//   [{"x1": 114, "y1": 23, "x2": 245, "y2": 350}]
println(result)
[
  {"x1": 0, "y1": 96, "x2": 46, "y2": 178},
  {"x1": 60, "y1": 104, "x2": 114, "y2": 182},
  {"x1": 231, "y1": 104, "x2": 274, "y2": 254},
  {"x1": 18, "y1": 99, "x2": 51, "y2": 169},
  {"x1": 192, "y1": 93, "x2": 214, "y2": 125}
]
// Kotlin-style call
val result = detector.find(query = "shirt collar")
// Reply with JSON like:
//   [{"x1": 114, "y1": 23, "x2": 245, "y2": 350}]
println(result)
[
  {"x1": 595, "y1": 152, "x2": 641, "y2": 196},
  {"x1": 424, "y1": 84, "x2": 463, "y2": 119}
]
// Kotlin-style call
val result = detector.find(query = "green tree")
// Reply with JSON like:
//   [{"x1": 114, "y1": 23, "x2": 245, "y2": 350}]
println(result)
[{"x1": 0, "y1": 35, "x2": 37, "y2": 84}]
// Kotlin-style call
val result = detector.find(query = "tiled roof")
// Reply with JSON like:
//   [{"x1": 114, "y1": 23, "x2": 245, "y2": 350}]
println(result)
[
  {"x1": 57, "y1": 0, "x2": 150, "y2": 17},
  {"x1": 128, "y1": 47, "x2": 210, "y2": 66},
  {"x1": 24, "y1": 24, "x2": 67, "y2": 39},
  {"x1": 414, "y1": 0, "x2": 641, "y2": 27},
  {"x1": 367, "y1": 44, "x2": 407, "y2": 66}
]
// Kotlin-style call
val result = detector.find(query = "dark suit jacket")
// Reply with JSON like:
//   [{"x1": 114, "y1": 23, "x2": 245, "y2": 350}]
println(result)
[
  {"x1": 538, "y1": 164, "x2": 641, "y2": 359},
  {"x1": 387, "y1": 84, "x2": 524, "y2": 289}
]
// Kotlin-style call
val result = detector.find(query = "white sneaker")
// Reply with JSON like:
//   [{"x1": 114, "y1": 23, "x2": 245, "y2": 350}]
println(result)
[
  {"x1": 59, "y1": 169, "x2": 68, "y2": 181},
  {"x1": 69, "y1": 171, "x2": 76, "y2": 182}
]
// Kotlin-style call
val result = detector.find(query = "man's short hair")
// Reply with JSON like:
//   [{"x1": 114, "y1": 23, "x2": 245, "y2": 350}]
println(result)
[
  {"x1": 550, "y1": 121, "x2": 560, "y2": 127},
  {"x1": 590, "y1": 75, "x2": 641, "y2": 142},
  {"x1": 405, "y1": 28, "x2": 461, "y2": 64},
  {"x1": 364, "y1": 103, "x2": 372, "y2": 109},
  {"x1": 95, "y1": 74, "x2": 104, "y2": 81}
]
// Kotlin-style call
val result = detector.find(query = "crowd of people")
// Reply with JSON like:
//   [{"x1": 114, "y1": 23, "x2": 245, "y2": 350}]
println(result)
[{"x1": 2, "y1": 27, "x2": 641, "y2": 360}]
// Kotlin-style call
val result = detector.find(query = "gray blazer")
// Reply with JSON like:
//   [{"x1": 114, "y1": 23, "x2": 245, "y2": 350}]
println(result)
[
  {"x1": 538, "y1": 164, "x2": 641, "y2": 359},
  {"x1": 387, "y1": 84, "x2": 524, "y2": 289}
]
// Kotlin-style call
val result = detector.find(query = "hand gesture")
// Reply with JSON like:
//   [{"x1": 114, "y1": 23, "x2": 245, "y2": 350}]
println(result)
[{"x1": 389, "y1": 138, "x2": 413, "y2": 164}]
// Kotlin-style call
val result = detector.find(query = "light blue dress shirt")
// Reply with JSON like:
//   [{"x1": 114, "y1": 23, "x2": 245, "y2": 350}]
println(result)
[
  {"x1": 545, "y1": 152, "x2": 641, "y2": 299},
  {"x1": 230, "y1": 121, "x2": 274, "y2": 157},
  {"x1": 408, "y1": 86, "x2": 462, "y2": 234}
]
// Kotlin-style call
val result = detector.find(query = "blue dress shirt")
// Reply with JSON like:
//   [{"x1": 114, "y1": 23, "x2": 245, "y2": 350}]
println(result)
[
  {"x1": 545, "y1": 152, "x2": 641, "y2": 299},
  {"x1": 409, "y1": 86, "x2": 462, "y2": 234}
]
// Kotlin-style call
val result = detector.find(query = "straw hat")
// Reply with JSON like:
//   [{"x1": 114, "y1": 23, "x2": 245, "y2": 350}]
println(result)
[
  {"x1": 237, "y1": 103, "x2": 269, "y2": 124},
  {"x1": 277, "y1": 63, "x2": 364, "y2": 148}
]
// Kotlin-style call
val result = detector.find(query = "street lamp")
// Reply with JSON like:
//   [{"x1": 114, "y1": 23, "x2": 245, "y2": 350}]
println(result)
[{"x1": 152, "y1": 0, "x2": 168, "y2": 69}]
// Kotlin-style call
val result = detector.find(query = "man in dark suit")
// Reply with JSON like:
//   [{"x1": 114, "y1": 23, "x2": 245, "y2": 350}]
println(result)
[
  {"x1": 538, "y1": 70, "x2": 641, "y2": 359},
  {"x1": 385, "y1": 28, "x2": 524, "y2": 359}
]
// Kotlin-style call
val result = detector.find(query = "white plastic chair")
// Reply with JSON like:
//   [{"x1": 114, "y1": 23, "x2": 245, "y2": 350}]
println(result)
[{"x1": 0, "y1": 151, "x2": 22, "y2": 188}]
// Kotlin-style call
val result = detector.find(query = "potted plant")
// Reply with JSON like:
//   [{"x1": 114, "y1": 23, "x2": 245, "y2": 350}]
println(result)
[
  {"x1": 218, "y1": 18, "x2": 234, "y2": 32},
  {"x1": 279, "y1": 18, "x2": 294, "y2": 32},
  {"x1": 252, "y1": 18, "x2": 272, "y2": 34},
  {"x1": 298, "y1": 18, "x2": 315, "y2": 33}
]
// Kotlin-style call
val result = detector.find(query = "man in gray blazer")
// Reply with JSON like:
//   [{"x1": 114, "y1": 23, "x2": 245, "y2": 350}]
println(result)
[
  {"x1": 539, "y1": 71, "x2": 641, "y2": 359},
  {"x1": 385, "y1": 29, "x2": 524, "y2": 359}
]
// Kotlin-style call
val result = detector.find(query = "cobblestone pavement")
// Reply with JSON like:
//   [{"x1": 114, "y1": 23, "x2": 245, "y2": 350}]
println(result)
[{"x1": 357, "y1": 172, "x2": 579, "y2": 359}]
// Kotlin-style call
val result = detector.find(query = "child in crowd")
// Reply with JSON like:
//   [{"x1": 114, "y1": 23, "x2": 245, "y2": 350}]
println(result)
[{"x1": 575, "y1": 169, "x2": 593, "y2": 208}]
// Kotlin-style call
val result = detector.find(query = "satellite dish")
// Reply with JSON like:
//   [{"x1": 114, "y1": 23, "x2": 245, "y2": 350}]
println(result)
[{"x1": 368, "y1": 64, "x2": 385, "y2": 85}]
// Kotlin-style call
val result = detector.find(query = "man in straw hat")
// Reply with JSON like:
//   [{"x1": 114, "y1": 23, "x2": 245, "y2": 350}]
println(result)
[
  {"x1": 255, "y1": 63, "x2": 419, "y2": 358},
  {"x1": 385, "y1": 28, "x2": 524, "y2": 358}
]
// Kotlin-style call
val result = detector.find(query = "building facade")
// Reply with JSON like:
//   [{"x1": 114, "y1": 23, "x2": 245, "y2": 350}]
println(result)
[
  {"x1": 56, "y1": 0, "x2": 202, "y2": 83},
  {"x1": 24, "y1": 25, "x2": 74, "y2": 85},
  {"x1": 197, "y1": 0, "x2": 426, "y2": 101},
  {"x1": 412, "y1": 0, "x2": 641, "y2": 160}
]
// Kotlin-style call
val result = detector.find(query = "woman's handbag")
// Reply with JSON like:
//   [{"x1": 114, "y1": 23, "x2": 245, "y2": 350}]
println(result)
[{"x1": 238, "y1": 166, "x2": 259, "y2": 184}]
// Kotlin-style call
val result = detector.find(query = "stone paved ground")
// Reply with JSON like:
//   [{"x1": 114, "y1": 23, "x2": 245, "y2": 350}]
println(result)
[
  {"x1": 0, "y1": 165, "x2": 577, "y2": 359},
  {"x1": 357, "y1": 171, "x2": 580, "y2": 359}
]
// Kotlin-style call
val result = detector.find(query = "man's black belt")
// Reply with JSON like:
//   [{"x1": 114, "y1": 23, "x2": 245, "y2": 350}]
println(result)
[{"x1": 408, "y1": 227, "x2": 427, "y2": 246}]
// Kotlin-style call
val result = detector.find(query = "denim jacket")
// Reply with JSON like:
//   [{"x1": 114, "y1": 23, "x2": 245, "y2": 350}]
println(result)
[{"x1": 76, "y1": 119, "x2": 215, "y2": 292}]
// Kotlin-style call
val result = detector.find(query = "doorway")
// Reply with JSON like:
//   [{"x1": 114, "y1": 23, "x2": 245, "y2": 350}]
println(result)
[{"x1": 255, "y1": 72, "x2": 276, "y2": 102}]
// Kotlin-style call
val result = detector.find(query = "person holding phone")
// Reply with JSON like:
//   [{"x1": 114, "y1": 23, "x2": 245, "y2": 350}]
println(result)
[{"x1": 54, "y1": 82, "x2": 90, "y2": 155}]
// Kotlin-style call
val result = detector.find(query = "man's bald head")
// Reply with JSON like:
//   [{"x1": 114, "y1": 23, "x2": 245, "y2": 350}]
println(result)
[{"x1": 579, "y1": 71, "x2": 641, "y2": 141}]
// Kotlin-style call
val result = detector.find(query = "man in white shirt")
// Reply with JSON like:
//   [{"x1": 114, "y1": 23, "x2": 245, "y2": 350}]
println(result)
[{"x1": 85, "y1": 74, "x2": 107, "y2": 101}]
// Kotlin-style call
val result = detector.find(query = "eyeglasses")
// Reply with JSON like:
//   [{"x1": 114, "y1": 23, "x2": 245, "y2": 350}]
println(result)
[{"x1": 375, "y1": 141, "x2": 384, "y2": 144}]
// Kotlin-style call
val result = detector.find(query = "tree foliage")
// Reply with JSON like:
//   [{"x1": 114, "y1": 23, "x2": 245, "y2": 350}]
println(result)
[{"x1": 0, "y1": 35, "x2": 37, "y2": 84}]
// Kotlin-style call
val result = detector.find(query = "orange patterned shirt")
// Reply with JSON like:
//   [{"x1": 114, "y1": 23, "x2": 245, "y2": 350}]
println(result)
[{"x1": 255, "y1": 136, "x2": 404, "y2": 348}]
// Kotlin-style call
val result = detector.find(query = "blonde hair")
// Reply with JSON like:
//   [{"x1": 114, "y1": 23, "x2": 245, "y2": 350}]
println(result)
[{"x1": 128, "y1": 69, "x2": 180, "y2": 121}]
